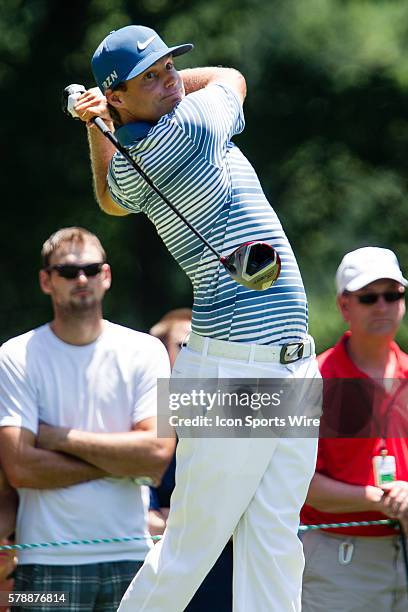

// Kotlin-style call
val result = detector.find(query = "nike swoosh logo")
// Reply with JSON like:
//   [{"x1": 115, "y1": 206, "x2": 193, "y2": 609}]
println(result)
[
  {"x1": 137, "y1": 35, "x2": 156, "y2": 51},
  {"x1": 287, "y1": 345, "x2": 301, "y2": 357}
]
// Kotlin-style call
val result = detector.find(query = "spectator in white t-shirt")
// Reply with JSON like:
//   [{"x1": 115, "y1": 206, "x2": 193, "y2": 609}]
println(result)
[{"x1": 0, "y1": 227, "x2": 175, "y2": 611}]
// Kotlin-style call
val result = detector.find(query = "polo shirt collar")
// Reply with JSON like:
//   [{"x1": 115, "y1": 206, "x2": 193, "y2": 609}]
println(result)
[
  {"x1": 115, "y1": 121, "x2": 155, "y2": 147},
  {"x1": 336, "y1": 331, "x2": 408, "y2": 379}
]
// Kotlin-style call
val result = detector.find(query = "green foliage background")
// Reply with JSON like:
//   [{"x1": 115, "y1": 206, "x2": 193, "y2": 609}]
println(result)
[{"x1": 1, "y1": 0, "x2": 407, "y2": 351}]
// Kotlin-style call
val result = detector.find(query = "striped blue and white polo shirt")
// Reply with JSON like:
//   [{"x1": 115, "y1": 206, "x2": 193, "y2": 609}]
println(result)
[{"x1": 108, "y1": 83, "x2": 307, "y2": 344}]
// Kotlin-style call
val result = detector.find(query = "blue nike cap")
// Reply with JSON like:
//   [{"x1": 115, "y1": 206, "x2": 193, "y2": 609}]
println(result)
[{"x1": 92, "y1": 25, "x2": 193, "y2": 92}]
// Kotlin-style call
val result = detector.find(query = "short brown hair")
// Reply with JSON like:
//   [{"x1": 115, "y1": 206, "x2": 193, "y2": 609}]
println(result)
[{"x1": 41, "y1": 227, "x2": 106, "y2": 268}]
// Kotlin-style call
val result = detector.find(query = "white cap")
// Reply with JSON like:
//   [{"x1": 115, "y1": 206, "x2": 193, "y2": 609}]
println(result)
[{"x1": 336, "y1": 247, "x2": 408, "y2": 295}]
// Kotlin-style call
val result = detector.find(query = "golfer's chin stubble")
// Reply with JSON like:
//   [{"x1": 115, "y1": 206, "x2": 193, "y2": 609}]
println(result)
[
  {"x1": 160, "y1": 77, "x2": 185, "y2": 116},
  {"x1": 158, "y1": 92, "x2": 184, "y2": 118}
]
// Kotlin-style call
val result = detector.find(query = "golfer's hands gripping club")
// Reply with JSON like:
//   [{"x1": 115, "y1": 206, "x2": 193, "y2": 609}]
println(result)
[{"x1": 62, "y1": 84, "x2": 112, "y2": 130}]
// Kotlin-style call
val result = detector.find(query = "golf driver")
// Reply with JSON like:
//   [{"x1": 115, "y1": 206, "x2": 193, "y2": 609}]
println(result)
[{"x1": 63, "y1": 84, "x2": 281, "y2": 291}]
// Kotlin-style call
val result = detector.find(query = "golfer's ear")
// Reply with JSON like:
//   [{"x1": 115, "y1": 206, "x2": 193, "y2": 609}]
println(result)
[{"x1": 105, "y1": 88, "x2": 123, "y2": 108}]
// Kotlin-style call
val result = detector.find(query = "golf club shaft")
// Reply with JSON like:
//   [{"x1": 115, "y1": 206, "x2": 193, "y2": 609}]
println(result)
[{"x1": 92, "y1": 117, "x2": 222, "y2": 260}]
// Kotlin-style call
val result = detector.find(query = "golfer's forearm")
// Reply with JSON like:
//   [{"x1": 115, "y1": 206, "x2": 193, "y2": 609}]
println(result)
[
  {"x1": 306, "y1": 472, "x2": 384, "y2": 512},
  {"x1": 181, "y1": 67, "x2": 246, "y2": 101},
  {"x1": 86, "y1": 125, "x2": 129, "y2": 216},
  {"x1": 54, "y1": 429, "x2": 174, "y2": 478},
  {"x1": 6, "y1": 448, "x2": 107, "y2": 489}
]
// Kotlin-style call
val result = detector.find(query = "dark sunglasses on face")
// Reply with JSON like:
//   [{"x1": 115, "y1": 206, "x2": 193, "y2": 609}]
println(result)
[
  {"x1": 352, "y1": 290, "x2": 405, "y2": 305},
  {"x1": 45, "y1": 262, "x2": 104, "y2": 279}
]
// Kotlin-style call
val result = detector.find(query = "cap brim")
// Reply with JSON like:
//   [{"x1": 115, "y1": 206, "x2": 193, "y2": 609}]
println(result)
[
  {"x1": 345, "y1": 271, "x2": 408, "y2": 292},
  {"x1": 123, "y1": 43, "x2": 193, "y2": 83}
]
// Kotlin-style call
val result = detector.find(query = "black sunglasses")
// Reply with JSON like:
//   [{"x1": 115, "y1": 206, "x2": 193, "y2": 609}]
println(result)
[
  {"x1": 353, "y1": 291, "x2": 405, "y2": 305},
  {"x1": 45, "y1": 262, "x2": 104, "y2": 279}
]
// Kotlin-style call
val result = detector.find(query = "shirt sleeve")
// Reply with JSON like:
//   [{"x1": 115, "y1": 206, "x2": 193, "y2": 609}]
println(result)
[
  {"x1": 0, "y1": 344, "x2": 38, "y2": 434},
  {"x1": 107, "y1": 153, "x2": 143, "y2": 212},
  {"x1": 172, "y1": 82, "x2": 245, "y2": 168},
  {"x1": 132, "y1": 338, "x2": 171, "y2": 424}
]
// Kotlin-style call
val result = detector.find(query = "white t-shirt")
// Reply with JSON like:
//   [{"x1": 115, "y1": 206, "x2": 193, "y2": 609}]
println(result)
[{"x1": 0, "y1": 321, "x2": 170, "y2": 565}]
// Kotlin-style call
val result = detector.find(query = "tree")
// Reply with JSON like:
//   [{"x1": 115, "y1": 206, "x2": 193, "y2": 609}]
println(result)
[{"x1": 1, "y1": 0, "x2": 407, "y2": 349}]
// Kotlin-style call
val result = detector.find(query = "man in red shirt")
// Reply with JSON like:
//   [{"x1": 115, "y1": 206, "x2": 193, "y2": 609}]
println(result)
[{"x1": 301, "y1": 246, "x2": 408, "y2": 612}]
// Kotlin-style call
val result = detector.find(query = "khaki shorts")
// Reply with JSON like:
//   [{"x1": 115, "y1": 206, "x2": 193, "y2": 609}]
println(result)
[{"x1": 302, "y1": 529, "x2": 408, "y2": 612}]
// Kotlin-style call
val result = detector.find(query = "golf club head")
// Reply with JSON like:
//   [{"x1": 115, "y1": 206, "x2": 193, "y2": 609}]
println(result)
[{"x1": 220, "y1": 241, "x2": 281, "y2": 291}]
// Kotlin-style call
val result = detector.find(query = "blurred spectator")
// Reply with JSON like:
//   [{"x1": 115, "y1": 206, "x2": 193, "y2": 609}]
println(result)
[
  {"x1": 149, "y1": 308, "x2": 192, "y2": 534},
  {"x1": 150, "y1": 308, "x2": 233, "y2": 611},
  {"x1": 301, "y1": 247, "x2": 408, "y2": 612},
  {"x1": 0, "y1": 227, "x2": 174, "y2": 611},
  {"x1": 0, "y1": 468, "x2": 17, "y2": 612},
  {"x1": 150, "y1": 308, "x2": 192, "y2": 370}
]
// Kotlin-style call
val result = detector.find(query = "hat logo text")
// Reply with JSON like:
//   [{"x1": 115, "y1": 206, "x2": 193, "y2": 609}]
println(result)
[
  {"x1": 137, "y1": 35, "x2": 156, "y2": 51},
  {"x1": 103, "y1": 70, "x2": 118, "y2": 90}
]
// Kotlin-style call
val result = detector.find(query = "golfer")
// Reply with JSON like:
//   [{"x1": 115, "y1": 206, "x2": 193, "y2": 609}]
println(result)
[{"x1": 74, "y1": 24, "x2": 320, "y2": 612}]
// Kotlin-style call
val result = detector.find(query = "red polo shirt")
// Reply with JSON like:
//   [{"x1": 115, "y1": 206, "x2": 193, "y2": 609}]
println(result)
[{"x1": 301, "y1": 331, "x2": 408, "y2": 536}]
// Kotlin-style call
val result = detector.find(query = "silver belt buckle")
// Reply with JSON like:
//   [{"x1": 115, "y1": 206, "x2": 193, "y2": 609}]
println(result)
[{"x1": 280, "y1": 342, "x2": 304, "y2": 364}]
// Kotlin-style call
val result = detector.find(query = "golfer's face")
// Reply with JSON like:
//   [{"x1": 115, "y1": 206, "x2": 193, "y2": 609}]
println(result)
[{"x1": 113, "y1": 55, "x2": 185, "y2": 122}]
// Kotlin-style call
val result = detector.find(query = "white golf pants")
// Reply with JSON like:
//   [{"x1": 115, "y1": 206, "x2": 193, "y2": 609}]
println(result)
[{"x1": 118, "y1": 343, "x2": 319, "y2": 612}]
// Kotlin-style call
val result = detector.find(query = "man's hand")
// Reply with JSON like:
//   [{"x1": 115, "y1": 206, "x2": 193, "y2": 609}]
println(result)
[
  {"x1": 306, "y1": 472, "x2": 386, "y2": 513},
  {"x1": 37, "y1": 423, "x2": 69, "y2": 451},
  {"x1": 0, "y1": 543, "x2": 16, "y2": 582},
  {"x1": 37, "y1": 423, "x2": 165, "y2": 485},
  {"x1": 148, "y1": 509, "x2": 167, "y2": 538},
  {"x1": 378, "y1": 481, "x2": 408, "y2": 533},
  {"x1": 37, "y1": 419, "x2": 175, "y2": 484},
  {"x1": 0, "y1": 427, "x2": 107, "y2": 489},
  {"x1": 74, "y1": 87, "x2": 113, "y2": 126}
]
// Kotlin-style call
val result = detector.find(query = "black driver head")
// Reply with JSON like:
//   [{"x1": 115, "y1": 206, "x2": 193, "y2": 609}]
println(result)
[{"x1": 221, "y1": 241, "x2": 281, "y2": 291}]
